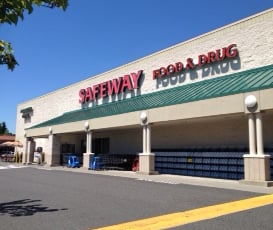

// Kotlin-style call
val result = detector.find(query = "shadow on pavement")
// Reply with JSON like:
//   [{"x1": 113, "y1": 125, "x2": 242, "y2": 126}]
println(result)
[{"x1": 0, "y1": 199, "x2": 68, "y2": 217}]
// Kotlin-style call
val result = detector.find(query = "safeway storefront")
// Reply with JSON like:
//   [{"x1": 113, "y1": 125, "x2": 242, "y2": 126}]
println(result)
[{"x1": 17, "y1": 8, "x2": 273, "y2": 185}]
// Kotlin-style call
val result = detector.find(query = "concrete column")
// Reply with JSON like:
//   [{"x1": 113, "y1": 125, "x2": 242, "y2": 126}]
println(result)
[
  {"x1": 243, "y1": 112, "x2": 272, "y2": 186},
  {"x1": 86, "y1": 131, "x2": 92, "y2": 153},
  {"x1": 47, "y1": 134, "x2": 60, "y2": 166},
  {"x1": 83, "y1": 131, "x2": 94, "y2": 169},
  {"x1": 248, "y1": 113, "x2": 256, "y2": 155},
  {"x1": 139, "y1": 124, "x2": 157, "y2": 175},
  {"x1": 22, "y1": 137, "x2": 28, "y2": 164},
  {"x1": 256, "y1": 113, "x2": 264, "y2": 155},
  {"x1": 26, "y1": 140, "x2": 32, "y2": 164},
  {"x1": 143, "y1": 125, "x2": 147, "y2": 153},
  {"x1": 146, "y1": 125, "x2": 151, "y2": 153},
  {"x1": 24, "y1": 139, "x2": 35, "y2": 164},
  {"x1": 86, "y1": 132, "x2": 89, "y2": 153},
  {"x1": 47, "y1": 134, "x2": 54, "y2": 166},
  {"x1": 89, "y1": 131, "x2": 92, "y2": 153},
  {"x1": 83, "y1": 153, "x2": 94, "y2": 169}
]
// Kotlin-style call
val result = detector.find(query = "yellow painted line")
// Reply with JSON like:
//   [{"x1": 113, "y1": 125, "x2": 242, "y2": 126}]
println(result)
[{"x1": 93, "y1": 194, "x2": 273, "y2": 230}]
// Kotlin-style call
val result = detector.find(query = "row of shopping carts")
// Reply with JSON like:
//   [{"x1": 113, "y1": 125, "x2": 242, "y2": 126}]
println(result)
[
  {"x1": 89, "y1": 154, "x2": 138, "y2": 171},
  {"x1": 155, "y1": 151, "x2": 254, "y2": 180}
]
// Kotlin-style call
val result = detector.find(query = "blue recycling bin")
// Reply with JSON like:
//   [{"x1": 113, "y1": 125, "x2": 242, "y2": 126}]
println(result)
[
  {"x1": 89, "y1": 156, "x2": 103, "y2": 170},
  {"x1": 67, "y1": 155, "x2": 80, "y2": 168}
]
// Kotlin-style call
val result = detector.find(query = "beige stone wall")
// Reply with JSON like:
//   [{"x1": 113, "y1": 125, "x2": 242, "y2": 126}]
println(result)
[
  {"x1": 151, "y1": 115, "x2": 248, "y2": 150},
  {"x1": 107, "y1": 129, "x2": 142, "y2": 154}
]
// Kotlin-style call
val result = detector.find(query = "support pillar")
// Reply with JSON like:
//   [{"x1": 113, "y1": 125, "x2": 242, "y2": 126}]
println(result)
[
  {"x1": 243, "y1": 112, "x2": 272, "y2": 186},
  {"x1": 138, "y1": 124, "x2": 157, "y2": 175},
  {"x1": 47, "y1": 134, "x2": 60, "y2": 166},
  {"x1": 26, "y1": 139, "x2": 34, "y2": 164},
  {"x1": 248, "y1": 113, "x2": 256, "y2": 155},
  {"x1": 83, "y1": 130, "x2": 95, "y2": 169},
  {"x1": 22, "y1": 137, "x2": 28, "y2": 164},
  {"x1": 47, "y1": 134, "x2": 54, "y2": 166},
  {"x1": 147, "y1": 124, "x2": 151, "y2": 153},
  {"x1": 86, "y1": 131, "x2": 92, "y2": 153},
  {"x1": 256, "y1": 113, "x2": 264, "y2": 156},
  {"x1": 143, "y1": 125, "x2": 147, "y2": 153}
]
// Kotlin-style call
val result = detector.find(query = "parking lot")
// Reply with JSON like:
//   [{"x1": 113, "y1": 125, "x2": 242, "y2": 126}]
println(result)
[{"x1": 0, "y1": 163, "x2": 273, "y2": 230}]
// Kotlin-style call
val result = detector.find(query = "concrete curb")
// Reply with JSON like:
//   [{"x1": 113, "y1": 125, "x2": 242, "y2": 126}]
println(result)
[
  {"x1": 36, "y1": 164, "x2": 273, "y2": 194},
  {"x1": 1, "y1": 162, "x2": 273, "y2": 194}
]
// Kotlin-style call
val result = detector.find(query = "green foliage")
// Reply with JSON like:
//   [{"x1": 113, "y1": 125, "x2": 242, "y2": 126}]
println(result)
[
  {"x1": 0, "y1": 0, "x2": 68, "y2": 71},
  {"x1": 0, "y1": 40, "x2": 18, "y2": 71},
  {"x1": 0, "y1": 122, "x2": 9, "y2": 134}
]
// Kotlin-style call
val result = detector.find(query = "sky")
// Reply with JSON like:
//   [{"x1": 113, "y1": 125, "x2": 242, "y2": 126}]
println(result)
[{"x1": 1, "y1": 0, "x2": 273, "y2": 134}]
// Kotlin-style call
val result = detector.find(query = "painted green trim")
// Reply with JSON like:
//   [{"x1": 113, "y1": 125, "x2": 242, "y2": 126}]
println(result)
[{"x1": 20, "y1": 107, "x2": 33, "y2": 114}]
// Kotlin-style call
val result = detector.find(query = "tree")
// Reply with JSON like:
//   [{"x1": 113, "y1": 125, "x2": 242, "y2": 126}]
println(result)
[
  {"x1": 0, "y1": 122, "x2": 9, "y2": 134},
  {"x1": 0, "y1": 0, "x2": 68, "y2": 71}
]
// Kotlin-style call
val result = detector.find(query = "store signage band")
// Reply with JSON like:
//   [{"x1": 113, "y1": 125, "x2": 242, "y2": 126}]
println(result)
[
  {"x1": 152, "y1": 44, "x2": 238, "y2": 79},
  {"x1": 78, "y1": 44, "x2": 238, "y2": 104},
  {"x1": 79, "y1": 70, "x2": 143, "y2": 104}
]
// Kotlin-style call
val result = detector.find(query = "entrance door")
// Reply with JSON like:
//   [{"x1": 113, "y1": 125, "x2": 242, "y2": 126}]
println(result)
[
  {"x1": 60, "y1": 144, "x2": 75, "y2": 165},
  {"x1": 92, "y1": 138, "x2": 110, "y2": 154}
]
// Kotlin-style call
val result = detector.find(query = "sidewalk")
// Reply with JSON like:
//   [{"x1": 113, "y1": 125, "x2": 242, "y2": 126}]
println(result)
[
  {"x1": 33, "y1": 164, "x2": 273, "y2": 194},
  {"x1": 1, "y1": 161, "x2": 273, "y2": 194}
]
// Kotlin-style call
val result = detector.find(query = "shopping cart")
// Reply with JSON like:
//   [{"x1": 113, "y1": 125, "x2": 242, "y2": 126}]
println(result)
[{"x1": 67, "y1": 155, "x2": 80, "y2": 168}]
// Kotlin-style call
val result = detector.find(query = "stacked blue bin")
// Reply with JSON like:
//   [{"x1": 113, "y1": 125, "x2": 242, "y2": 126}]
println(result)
[
  {"x1": 67, "y1": 155, "x2": 80, "y2": 168},
  {"x1": 89, "y1": 156, "x2": 103, "y2": 170}
]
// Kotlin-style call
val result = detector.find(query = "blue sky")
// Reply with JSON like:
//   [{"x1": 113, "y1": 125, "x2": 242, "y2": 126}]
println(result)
[{"x1": 1, "y1": 0, "x2": 273, "y2": 134}]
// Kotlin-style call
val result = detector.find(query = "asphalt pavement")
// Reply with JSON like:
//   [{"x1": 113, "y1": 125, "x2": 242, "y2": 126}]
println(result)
[{"x1": 0, "y1": 162, "x2": 273, "y2": 230}]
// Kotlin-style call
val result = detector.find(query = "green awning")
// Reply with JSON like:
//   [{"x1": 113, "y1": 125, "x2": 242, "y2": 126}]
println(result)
[
  {"x1": 29, "y1": 64, "x2": 273, "y2": 129},
  {"x1": 20, "y1": 107, "x2": 33, "y2": 119},
  {"x1": 21, "y1": 107, "x2": 33, "y2": 114}
]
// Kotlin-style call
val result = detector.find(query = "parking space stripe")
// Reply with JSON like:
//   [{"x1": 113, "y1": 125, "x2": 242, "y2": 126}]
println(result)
[
  {"x1": 93, "y1": 194, "x2": 273, "y2": 230},
  {"x1": 0, "y1": 164, "x2": 27, "y2": 170}
]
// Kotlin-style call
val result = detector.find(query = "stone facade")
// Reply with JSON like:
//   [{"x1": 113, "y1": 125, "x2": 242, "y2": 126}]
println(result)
[{"x1": 15, "y1": 9, "x2": 273, "y2": 182}]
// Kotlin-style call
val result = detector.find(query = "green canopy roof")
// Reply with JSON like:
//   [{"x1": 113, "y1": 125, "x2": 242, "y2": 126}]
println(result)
[{"x1": 29, "y1": 64, "x2": 273, "y2": 129}]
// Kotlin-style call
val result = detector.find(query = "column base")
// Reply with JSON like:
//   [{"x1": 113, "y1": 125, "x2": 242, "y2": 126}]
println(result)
[
  {"x1": 83, "y1": 153, "x2": 95, "y2": 169},
  {"x1": 239, "y1": 180, "x2": 273, "y2": 187},
  {"x1": 243, "y1": 154, "x2": 271, "y2": 182},
  {"x1": 138, "y1": 153, "x2": 158, "y2": 175}
]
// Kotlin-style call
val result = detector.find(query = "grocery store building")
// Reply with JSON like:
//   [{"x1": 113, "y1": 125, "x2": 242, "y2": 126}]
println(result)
[{"x1": 16, "y1": 8, "x2": 273, "y2": 185}]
